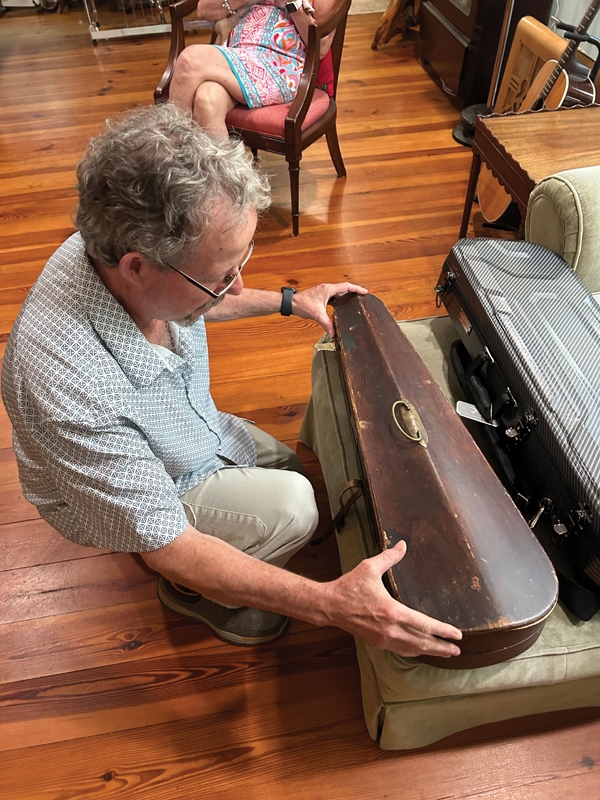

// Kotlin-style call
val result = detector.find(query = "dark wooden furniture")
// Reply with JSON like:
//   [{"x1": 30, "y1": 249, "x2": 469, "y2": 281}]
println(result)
[
  {"x1": 372, "y1": 0, "x2": 422, "y2": 50},
  {"x1": 418, "y1": 0, "x2": 552, "y2": 109},
  {"x1": 459, "y1": 104, "x2": 600, "y2": 238},
  {"x1": 155, "y1": 0, "x2": 350, "y2": 236},
  {"x1": 333, "y1": 293, "x2": 558, "y2": 670}
]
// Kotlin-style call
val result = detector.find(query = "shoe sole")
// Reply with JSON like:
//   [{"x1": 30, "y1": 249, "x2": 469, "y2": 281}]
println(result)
[{"x1": 157, "y1": 578, "x2": 289, "y2": 646}]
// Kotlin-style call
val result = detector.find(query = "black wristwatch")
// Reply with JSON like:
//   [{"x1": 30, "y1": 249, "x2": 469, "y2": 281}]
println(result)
[
  {"x1": 285, "y1": 0, "x2": 303, "y2": 13},
  {"x1": 280, "y1": 286, "x2": 297, "y2": 316}
]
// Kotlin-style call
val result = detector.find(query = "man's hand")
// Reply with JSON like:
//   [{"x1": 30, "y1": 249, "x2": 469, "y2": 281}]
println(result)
[
  {"x1": 325, "y1": 541, "x2": 463, "y2": 658},
  {"x1": 292, "y1": 282, "x2": 368, "y2": 337},
  {"x1": 143, "y1": 527, "x2": 461, "y2": 659}
]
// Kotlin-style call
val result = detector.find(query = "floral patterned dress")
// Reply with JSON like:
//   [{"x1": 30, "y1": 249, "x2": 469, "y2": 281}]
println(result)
[{"x1": 214, "y1": 0, "x2": 306, "y2": 108}]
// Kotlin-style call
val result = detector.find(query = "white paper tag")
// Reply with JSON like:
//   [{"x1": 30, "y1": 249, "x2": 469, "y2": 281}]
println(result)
[{"x1": 456, "y1": 400, "x2": 498, "y2": 427}]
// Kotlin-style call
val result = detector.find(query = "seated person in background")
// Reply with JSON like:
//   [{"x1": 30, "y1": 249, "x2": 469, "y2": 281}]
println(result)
[
  {"x1": 1, "y1": 104, "x2": 462, "y2": 659},
  {"x1": 170, "y1": 0, "x2": 337, "y2": 137}
]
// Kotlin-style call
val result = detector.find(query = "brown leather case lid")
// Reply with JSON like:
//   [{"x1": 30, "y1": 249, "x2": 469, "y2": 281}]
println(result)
[{"x1": 334, "y1": 293, "x2": 558, "y2": 668}]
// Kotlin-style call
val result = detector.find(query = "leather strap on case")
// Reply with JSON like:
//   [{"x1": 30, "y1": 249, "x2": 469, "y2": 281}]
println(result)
[{"x1": 311, "y1": 479, "x2": 364, "y2": 546}]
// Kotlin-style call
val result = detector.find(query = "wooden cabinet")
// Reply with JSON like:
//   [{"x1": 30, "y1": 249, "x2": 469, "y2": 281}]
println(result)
[{"x1": 418, "y1": 0, "x2": 554, "y2": 109}]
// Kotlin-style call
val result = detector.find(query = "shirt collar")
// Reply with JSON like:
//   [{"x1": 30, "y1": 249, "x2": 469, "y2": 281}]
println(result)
[{"x1": 74, "y1": 238, "x2": 191, "y2": 388}]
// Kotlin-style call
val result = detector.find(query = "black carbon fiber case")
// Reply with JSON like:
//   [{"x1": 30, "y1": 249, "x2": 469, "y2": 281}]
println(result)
[{"x1": 438, "y1": 238, "x2": 600, "y2": 619}]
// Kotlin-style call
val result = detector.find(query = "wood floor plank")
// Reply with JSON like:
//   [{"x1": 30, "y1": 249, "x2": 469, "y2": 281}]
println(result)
[
  {"x1": 0, "y1": 683, "x2": 368, "y2": 800},
  {"x1": 228, "y1": 403, "x2": 307, "y2": 442},
  {"x1": 0, "y1": 552, "x2": 157, "y2": 625},
  {"x1": 0, "y1": 399, "x2": 12, "y2": 449},
  {"x1": 0, "y1": 629, "x2": 357, "y2": 751},
  {"x1": 0, "y1": 529, "x2": 339, "y2": 685},
  {"x1": 0, "y1": 596, "x2": 323, "y2": 685},
  {"x1": 0, "y1": 518, "x2": 107, "y2": 572},
  {"x1": 1, "y1": 704, "x2": 598, "y2": 800}
]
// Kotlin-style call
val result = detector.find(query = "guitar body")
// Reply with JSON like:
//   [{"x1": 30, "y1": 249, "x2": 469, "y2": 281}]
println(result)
[
  {"x1": 551, "y1": 75, "x2": 596, "y2": 108},
  {"x1": 524, "y1": 58, "x2": 595, "y2": 110},
  {"x1": 477, "y1": 165, "x2": 514, "y2": 224},
  {"x1": 521, "y1": 59, "x2": 568, "y2": 108}
]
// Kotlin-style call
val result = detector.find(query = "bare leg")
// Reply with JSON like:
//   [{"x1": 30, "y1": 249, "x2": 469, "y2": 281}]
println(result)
[
  {"x1": 193, "y1": 81, "x2": 238, "y2": 138},
  {"x1": 170, "y1": 44, "x2": 246, "y2": 137}
]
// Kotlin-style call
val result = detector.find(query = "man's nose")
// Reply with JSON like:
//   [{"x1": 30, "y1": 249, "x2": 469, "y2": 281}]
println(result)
[{"x1": 227, "y1": 272, "x2": 244, "y2": 295}]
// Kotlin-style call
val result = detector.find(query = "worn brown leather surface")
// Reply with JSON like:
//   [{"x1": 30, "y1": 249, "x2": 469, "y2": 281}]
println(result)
[{"x1": 334, "y1": 293, "x2": 558, "y2": 669}]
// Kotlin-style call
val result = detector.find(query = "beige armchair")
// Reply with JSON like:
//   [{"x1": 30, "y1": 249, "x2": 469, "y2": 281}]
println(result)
[{"x1": 526, "y1": 165, "x2": 600, "y2": 296}]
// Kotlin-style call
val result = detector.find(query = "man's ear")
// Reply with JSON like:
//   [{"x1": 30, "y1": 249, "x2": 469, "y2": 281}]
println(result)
[{"x1": 117, "y1": 252, "x2": 152, "y2": 286}]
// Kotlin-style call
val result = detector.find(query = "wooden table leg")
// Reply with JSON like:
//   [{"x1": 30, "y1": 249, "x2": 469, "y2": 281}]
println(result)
[{"x1": 459, "y1": 152, "x2": 481, "y2": 240}]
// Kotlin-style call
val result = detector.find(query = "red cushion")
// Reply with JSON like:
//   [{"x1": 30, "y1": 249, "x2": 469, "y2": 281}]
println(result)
[
  {"x1": 316, "y1": 50, "x2": 334, "y2": 98},
  {"x1": 226, "y1": 88, "x2": 331, "y2": 137}
]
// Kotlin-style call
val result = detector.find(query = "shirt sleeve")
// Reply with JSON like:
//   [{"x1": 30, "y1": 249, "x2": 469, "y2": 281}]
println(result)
[{"x1": 25, "y1": 414, "x2": 191, "y2": 553}]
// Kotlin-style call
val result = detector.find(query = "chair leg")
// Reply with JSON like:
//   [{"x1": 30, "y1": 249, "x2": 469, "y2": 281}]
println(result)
[
  {"x1": 288, "y1": 159, "x2": 300, "y2": 236},
  {"x1": 326, "y1": 126, "x2": 346, "y2": 178}
]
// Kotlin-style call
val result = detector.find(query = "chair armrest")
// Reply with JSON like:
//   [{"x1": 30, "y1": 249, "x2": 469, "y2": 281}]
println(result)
[
  {"x1": 525, "y1": 165, "x2": 600, "y2": 294},
  {"x1": 155, "y1": 0, "x2": 200, "y2": 102},
  {"x1": 284, "y1": 0, "x2": 351, "y2": 137}
]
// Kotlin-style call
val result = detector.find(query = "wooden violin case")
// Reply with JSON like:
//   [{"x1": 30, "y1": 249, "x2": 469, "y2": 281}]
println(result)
[{"x1": 333, "y1": 293, "x2": 558, "y2": 669}]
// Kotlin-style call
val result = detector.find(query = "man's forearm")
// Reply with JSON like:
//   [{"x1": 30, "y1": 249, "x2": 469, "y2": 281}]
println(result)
[
  {"x1": 142, "y1": 524, "x2": 332, "y2": 626},
  {"x1": 203, "y1": 287, "x2": 283, "y2": 321},
  {"x1": 204, "y1": 281, "x2": 366, "y2": 337},
  {"x1": 141, "y1": 525, "x2": 463, "y2": 658}
]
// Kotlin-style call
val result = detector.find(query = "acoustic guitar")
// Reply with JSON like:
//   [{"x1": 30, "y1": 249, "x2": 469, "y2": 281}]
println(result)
[{"x1": 478, "y1": 0, "x2": 600, "y2": 224}]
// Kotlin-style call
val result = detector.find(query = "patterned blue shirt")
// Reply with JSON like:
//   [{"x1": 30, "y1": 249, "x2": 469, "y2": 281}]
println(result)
[{"x1": 1, "y1": 233, "x2": 257, "y2": 552}]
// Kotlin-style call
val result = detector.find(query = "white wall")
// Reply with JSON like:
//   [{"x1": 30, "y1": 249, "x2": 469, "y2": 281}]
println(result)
[{"x1": 549, "y1": 0, "x2": 600, "y2": 59}]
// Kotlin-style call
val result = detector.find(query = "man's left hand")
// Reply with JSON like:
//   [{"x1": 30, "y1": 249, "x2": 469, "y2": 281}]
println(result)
[{"x1": 292, "y1": 282, "x2": 368, "y2": 336}]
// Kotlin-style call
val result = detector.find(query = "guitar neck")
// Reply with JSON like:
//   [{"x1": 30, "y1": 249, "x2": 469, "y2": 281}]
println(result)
[{"x1": 539, "y1": 0, "x2": 600, "y2": 101}]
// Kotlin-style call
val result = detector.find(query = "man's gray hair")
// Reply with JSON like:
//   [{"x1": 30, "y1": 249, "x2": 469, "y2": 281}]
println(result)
[{"x1": 75, "y1": 104, "x2": 271, "y2": 269}]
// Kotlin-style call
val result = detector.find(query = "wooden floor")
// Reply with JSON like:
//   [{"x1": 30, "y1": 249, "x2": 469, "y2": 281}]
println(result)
[{"x1": 1, "y1": 7, "x2": 599, "y2": 798}]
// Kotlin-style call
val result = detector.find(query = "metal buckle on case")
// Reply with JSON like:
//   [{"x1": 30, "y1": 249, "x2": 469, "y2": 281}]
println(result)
[{"x1": 505, "y1": 410, "x2": 538, "y2": 444}]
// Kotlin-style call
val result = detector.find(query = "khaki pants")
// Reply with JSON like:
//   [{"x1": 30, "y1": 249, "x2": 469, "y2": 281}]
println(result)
[{"x1": 180, "y1": 423, "x2": 319, "y2": 567}]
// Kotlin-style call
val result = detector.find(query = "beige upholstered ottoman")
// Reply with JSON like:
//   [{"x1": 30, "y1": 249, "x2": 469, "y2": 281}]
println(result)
[{"x1": 299, "y1": 317, "x2": 600, "y2": 750}]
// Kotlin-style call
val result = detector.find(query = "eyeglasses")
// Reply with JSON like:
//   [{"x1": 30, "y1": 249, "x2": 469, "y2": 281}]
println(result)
[{"x1": 166, "y1": 240, "x2": 254, "y2": 299}]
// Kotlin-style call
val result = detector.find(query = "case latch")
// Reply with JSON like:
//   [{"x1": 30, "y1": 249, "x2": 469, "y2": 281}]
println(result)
[
  {"x1": 567, "y1": 503, "x2": 593, "y2": 535},
  {"x1": 505, "y1": 410, "x2": 538, "y2": 444},
  {"x1": 434, "y1": 269, "x2": 456, "y2": 308}
]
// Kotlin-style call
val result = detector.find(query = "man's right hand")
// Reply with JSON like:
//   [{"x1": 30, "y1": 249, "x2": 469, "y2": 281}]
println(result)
[
  {"x1": 142, "y1": 526, "x2": 461, "y2": 659},
  {"x1": 324, "y1": 540, "x2": 463, "y2": 658}
]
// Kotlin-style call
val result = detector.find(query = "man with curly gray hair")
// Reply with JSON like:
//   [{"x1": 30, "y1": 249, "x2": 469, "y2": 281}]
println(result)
[{"x1": 2, "y1": 105, "x2": 462, "y2": 659}]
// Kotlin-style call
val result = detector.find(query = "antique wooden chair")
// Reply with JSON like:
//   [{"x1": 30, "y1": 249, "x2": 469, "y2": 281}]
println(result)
[{"x1": 155, "y1": 0, "x2": 351, "y2": 235}]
